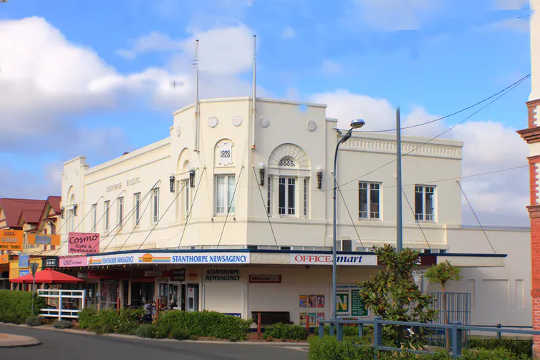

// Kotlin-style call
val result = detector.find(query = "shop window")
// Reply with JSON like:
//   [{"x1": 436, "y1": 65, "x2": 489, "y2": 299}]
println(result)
[
  {"x1": 251, "y1": 311, "x2": 290, "y2": 325},
  {"x1": 215, "y1": 174, "x2": 235, "y2": 215},
  {"x1": 359, "y1": 182, "x2": 381, "y2": 219},
  {"x1": 415, "y1": 185, "x2": 435, "y2": 221}
]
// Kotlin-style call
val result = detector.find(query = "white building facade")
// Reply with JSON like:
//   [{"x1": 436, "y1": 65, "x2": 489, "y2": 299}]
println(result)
[{"x1": 58, "y1": 97, "x2": 530, "y2": 326}]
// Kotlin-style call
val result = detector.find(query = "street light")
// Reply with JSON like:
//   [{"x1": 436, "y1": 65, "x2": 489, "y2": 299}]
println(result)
[{"x1": 331, "y1": 119, "x2": 365, "y2": 333}]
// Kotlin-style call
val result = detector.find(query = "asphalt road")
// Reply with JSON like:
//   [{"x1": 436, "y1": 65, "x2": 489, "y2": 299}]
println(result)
[{"x1": 0, "y1": 324, "x2": 308, "y2": 360}]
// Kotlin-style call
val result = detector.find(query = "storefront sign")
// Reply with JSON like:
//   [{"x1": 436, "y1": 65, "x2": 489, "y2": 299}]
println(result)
[
  {"x1": 205, "y1": 269, "x2": 240, "y2": 281},
  {"x1": 0, "y1": 254, "x2": 8, "y2": 264},
  {"x1": 249, "y1": 274, "x2": 281, "y2": 283},
  {"x1": 28, "y1": 234, "x2": 60, "y2": 246},
  {"x1": 336, "y1": 293, "x2": 349, "y2": 313},
  {"x1": 68, "y1": 232, "x2": 100, "y2": 254},
  {"x1": 290, "y1": 254, "x2": 377, "y2": 266},
  {"x1": 88, "y1": 252, "x2": 250, "y2": 266},
  {"x1": 350, "y1": 289, "x2": 367, "y2": 317},
  {"x1": 59, "y1": 256, "x2": 88, "y2": 267},
  {"x1": 19, "y1": 254, "x2": 29, "y2": 268},
  {"x1": 170, "y1": 269, "x2": 185, "y2": 281},
  {"x1": 416, "y1": 255, "x2": 436, "y2": 266},
  {"x1": 19, "y1": 270, "x2": 29, "y2": 276},
  {"x1": 44, "y1": 257, "x2": 58, "y2": 268},
  {"x1": 0, "y1": 230, "x2": 23, "y2": 251}
]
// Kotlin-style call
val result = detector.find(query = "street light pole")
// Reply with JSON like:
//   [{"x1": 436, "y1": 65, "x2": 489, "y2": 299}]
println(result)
[{"x1": 331, "y1": 119, "x2": 365, "y2": 333}]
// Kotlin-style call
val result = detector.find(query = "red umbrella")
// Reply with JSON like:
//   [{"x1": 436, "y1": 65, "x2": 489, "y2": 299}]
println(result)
[{"x1": 10, "y1": 268, "x2": 83, "y2": 284}]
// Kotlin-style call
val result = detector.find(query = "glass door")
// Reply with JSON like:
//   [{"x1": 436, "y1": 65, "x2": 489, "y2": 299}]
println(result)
[{"x1": 186, "y1": 284, "x2": 199, "y2": 312}]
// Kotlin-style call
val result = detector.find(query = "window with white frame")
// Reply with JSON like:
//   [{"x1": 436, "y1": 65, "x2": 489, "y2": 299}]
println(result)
[
  {"x1": 91, "y1": 204, "x2": 97, "y2": 232},
  {"x1": 183, "y1": 179, "x2": 190, "y2": 218},
  {"x1": 134, "y1": 193, "x2": 141, "y2": 225},
  {"x1": 117, "y1": 196, "x2": 124, "y2": 227},
  {"x1": 152, "y1": 188, "x2": 159, "y2": 224},
  {"x1": 104, "y1": 200, "x2": 110, "y2": 231},
  {"x1": 359, "y1": 182, "x2": 381, "y2": 219},
  {"x1": 67, "y1": 208, "x2": 75, "y2": 233},
  {"x1": 215, "y1": 174, "x2": 235, "y2": 215},
  {"x1": 279, "y1": 176, "x2": 296, "y2": 215},
  {"x1": 415, "y1": 185, "x2": 435, "y2": 221}
]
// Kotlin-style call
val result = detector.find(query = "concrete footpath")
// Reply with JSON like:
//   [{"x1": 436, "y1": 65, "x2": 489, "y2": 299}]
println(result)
[{"x1": 0, "y1": 332, "x2": 40, "y2": 347}]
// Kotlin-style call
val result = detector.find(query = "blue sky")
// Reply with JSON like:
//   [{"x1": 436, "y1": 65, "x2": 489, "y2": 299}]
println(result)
[{"x1": 0, "y1": 0, "x2": 533, "y2": 226}]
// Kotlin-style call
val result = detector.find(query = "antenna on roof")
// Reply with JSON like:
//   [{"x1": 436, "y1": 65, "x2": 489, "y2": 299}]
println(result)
[
  {"x1": 251, "y1": 34, "x2": 256, "y2": 151},
  {"x1": 194, "y1": 39, "x2": 200, "y2": 152}
]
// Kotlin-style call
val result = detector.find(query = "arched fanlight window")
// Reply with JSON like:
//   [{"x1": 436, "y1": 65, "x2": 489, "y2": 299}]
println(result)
[{"x1": 279, "y1": 156, "x2": 296, "y2": 168}]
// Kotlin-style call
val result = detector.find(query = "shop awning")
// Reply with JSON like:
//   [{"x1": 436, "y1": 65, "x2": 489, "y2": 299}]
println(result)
[{"x1": 10, "y1": 268, "x2": 84, "y2": 284}]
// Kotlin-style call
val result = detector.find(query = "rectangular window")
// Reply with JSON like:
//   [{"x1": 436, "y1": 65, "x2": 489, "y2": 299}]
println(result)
[
  {"x1": 117, "y1": 197, "x2": 124, "y2": 227},
  {"x1": 267, "y1": 176, "x2": 272, "y2": 215},
  {"x1": 104, "y1": 201, "x2": 110, "y2": 231},
  {"x1": 152, "y1": 188, "x2": 159, "y2": 224},
  {"x1": 215, "y1": 175, "x2": 236, "y2": 215},
  {"x1": 359, "y1": 182, "x2": 381, "y2": 219},
  {"x1": 303, "y1": 178, "x2": 309, "y2": 217},
  {"x1": 415, "y1": 185, "x2": 435, "y2": 221},
  {"x1": 184, "y1": 180, "x2": 190, "y2": 217},
  {"x1": 134, "y1": 193, "x2": 141, "y2": 225},
  {"x1": 91, "y1": 204, "x2": 97, "y2": 232},
  {"x1": 279, "y1": 176, "x2": 296, "y2": 215}
]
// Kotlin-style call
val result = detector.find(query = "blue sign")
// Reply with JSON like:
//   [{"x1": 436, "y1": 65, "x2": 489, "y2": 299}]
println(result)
[
  {"x1": 19, "y1": 255, "x2": 29, "y2": 268},
  {"x1": 19, "y1": 270, "x2": 29, "y2": 276}
]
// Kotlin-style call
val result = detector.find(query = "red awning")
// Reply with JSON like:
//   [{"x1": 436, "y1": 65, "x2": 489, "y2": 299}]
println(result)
[{"x1": 10, "y1": 268, "x2": 84, "y2": 284}]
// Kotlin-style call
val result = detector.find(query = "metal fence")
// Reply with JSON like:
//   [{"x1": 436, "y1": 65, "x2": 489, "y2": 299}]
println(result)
[
  {"x1": 319, "y1": 318, "x2": 540, "y2": 359},
  {"x1": 429, "y1": 292, "x2": 471, "y2": 346}
]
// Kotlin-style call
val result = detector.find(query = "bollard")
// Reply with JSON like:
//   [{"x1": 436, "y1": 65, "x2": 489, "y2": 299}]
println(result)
[
  {"x1": 318, "y1": 323, "x2": 324, "y2": 338},
  {"x1": 337, "y1": 321, "x2": 343, "y2": 341},
  {"x1": 497, "y1": 323, "x2": 502, "y2": 340}
]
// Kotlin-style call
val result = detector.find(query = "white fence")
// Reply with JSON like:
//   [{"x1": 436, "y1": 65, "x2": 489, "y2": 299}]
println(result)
[{"x1": 38, "y1": 289, "x2": 86, "y2": 319}]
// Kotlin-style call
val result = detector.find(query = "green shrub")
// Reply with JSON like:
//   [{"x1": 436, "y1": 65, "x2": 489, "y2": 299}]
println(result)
[
  {"x1": 79, "y1": 308, "x2": 144, "y2": 335},
  {"x1": 170, "y1": 326, "x2": 190, "y2": 340},
  {"x1": 264, "y1": 323, "x2": 308, "y2": 341},
  {"x1": 0, "y1": 290, "x2": 45, "y2": 324},
  {"x1": 25, "y1": 315, "x2": 42, "y2": 326},
  {"x1": 53, "y1": 320, "x2": 73, "y2": 329},
  {"x1": 135, "y1": 324, "x2": 156, "y2": 338},
  {"x1": 468, "y1": 337, "x2": 532, "y2": 358},
  {"x1": 154, "y1": 310, "x2": 251, "y2": 341}
]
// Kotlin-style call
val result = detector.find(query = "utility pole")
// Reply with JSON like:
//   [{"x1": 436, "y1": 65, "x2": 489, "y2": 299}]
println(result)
[{"x1": 396, "y1": 107, "x2": 403, "y2": 252}]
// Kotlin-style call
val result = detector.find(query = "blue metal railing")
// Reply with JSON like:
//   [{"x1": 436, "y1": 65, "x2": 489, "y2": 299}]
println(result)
[{"x1": 319, "y1": 318, "x2": 540, "y2": 358}]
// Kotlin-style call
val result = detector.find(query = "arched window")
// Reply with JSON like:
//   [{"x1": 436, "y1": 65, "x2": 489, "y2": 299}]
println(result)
[{"x1": 279, "y1": 156, "x2": 296, "y2": 168}]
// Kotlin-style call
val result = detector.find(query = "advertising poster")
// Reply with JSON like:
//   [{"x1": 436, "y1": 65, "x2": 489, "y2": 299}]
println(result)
[
  {"x1": 316, "y1": 295, "x2": 325, "y2": 308},
  {"x1": 299, "y1": 295, "x2": 308, "y2": 308},
  {"x1": 351, "y1": 289, "x2": 368, "y2": 317},
  {"x1": 28, "y1": 234, "x2": 60, "y2": 246},
  {"x1": 299, "y1": 312, "x2": 307, "y2": 326},
  {"x1": 336, "y1": 293, "x2": 349, "y2": 313},
  {"x1": 308, "y1": 313, "x2": 317, "y2": 326},
  {"x1": 19, "y1": 254, "x2": 29, "y2": 268},
  {"x1": 317, "y1": 312, "x2": 325, "y2": 324},
  {"x1": 0, "y1": 230, "x2": 23, "y2": 251},
  {"x1": 308, "y1": 295, "x2": 317, "y2": 308},
  {"x1": 68, "y1": 232, "x2": 100, "y2": 254}
]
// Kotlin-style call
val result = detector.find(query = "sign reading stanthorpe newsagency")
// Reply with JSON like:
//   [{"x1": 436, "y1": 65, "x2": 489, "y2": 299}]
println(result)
[{"x1": 68, "y1": 232, "x2": 100, "y2": 254}]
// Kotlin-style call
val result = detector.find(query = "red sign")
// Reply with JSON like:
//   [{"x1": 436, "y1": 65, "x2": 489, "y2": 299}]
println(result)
[{"x1": 68, "y1": 232, "x2": 99, "y2": 254}]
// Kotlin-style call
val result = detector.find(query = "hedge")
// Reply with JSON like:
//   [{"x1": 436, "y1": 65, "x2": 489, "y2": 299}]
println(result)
[
  {"x1": 468, "y1": 337, "x2": 532, "y2": 358},
  {"x1": 154, "y1": 310, "x2": 251, "y2": 341},
  {"x1": 0, "y1": 290, "x2": 45, "y2": 324},
  {"x1": 264, "y1": 323, "x2": 308, "y2": 340},
  {"x1": 308, "y1": 336, "x2": 531, "y2": 360},
  {"x1": 78, "y1": 308, "x2": 144, "y2": 335}
]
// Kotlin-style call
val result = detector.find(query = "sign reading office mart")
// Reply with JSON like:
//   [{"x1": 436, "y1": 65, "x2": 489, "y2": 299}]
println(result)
[
  {"x1": 291, "y1": 254, "x2": 377, "y2": 266},
  {"x1": 68, "y1": 232, "x2": 100, "y2": 254},
  {"x1": 0, "y1": 229, "x2": 23, "y2": 251},
  {"x1": 87, "y1": 252, "x2": 250, "y2": 266}
]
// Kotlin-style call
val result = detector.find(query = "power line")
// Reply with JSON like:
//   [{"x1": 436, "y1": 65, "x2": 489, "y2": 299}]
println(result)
[
  {"x1": 252, "y1": 167, "x2": 279, "y2": 246},
  {"x1": 336, "y1": 186, "x2": 365, "y2": 249},
  {"x1": 334, "y1": 75, "x2": 527, "y2": 191},
  {"x1": 178, "y1": 168, "x2": 206, "y2": 248},
  {"x1": 356, "y1": 73, "x2": 530, "y2": 133},
  {"x1": 217, "y1": 167, "x2": 244, "y2": 247},
  {"x1": 402, "y1": 190, "x2": 431, "y2": 249}
]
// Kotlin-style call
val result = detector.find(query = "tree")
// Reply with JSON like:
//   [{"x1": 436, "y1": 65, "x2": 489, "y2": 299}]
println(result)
[
  {"x1": 358, "y1": 245, "x2": 435, "y2": 349},
  {"x1": 425, "y1": 260, "x2": 461, "y2": 349}
]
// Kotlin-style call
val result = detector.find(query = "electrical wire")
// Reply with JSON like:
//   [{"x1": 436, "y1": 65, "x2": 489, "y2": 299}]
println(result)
[
  {"x1": 354, "y1": 73, "x2": 530, "y2": 133},
  {"x1": 402, "y1": 190, "x2": 431, "y2": 249},
  {"x1": 336, "y1": 186, "x2": 365, "y2": 249},
  {"x1": 252, "y1": 167, "x2": 279, "y2": 246},
  {"x1": 178, "y1": 168, "x2": 206, "y2": 248},
  {"x1": 217, "y1": 166, "x2": 244, "y2": 247}
]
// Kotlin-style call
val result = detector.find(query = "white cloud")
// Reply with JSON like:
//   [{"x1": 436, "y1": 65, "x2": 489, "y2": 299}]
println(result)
[
  {"x1": 477, "y1": 18, "x2": 529, "y2": 33},
  {"x1": 282, "y1": 26, "x2": 296, "y2": 39},
  {"x1": 492, "y1": 0, "x2": 528, "y2": 10},
  {"x1": 117, "y1": 32, "x2": 181, "y2": 59},
  {"x1": 349, "y1": 0, "x2": 443, "y2": 31},
  {"x1": 321, "y1": 60, "x2": 343, "y2": 75},
  {"x1": 310, "y1": 89, "x2": 529, "y2": 226}
]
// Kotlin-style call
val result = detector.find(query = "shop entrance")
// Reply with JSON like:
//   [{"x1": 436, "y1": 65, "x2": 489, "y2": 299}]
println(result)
[{"x1": 158, "y1": 282, "x2": 198, "y2": 311}]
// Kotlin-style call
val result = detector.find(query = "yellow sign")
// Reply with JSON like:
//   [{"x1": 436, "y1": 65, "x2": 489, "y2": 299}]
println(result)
[
  {"x1": 28, "y1": 234, "x2": 60, "y2": 246},
  {"x1": 0, "y1": 230, "x2": 23, "y2": 251},
  {"x1": 0, "y1": 254, "x2": 8, "y2": 264}
]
